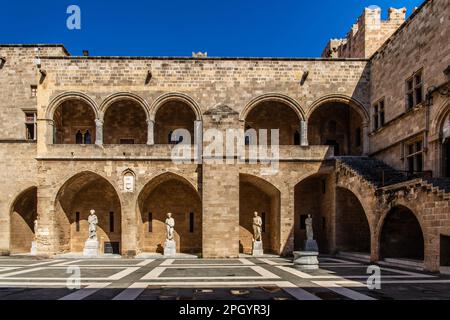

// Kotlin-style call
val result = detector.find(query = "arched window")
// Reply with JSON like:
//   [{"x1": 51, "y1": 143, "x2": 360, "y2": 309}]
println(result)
[
  {"x1": 75, "y1": 130, "x2": 83, "y2": 144},
  {"x1": 294, "y1": 131, "x2": 300, "y2": 145},
  {"x1": 84, "y1": 130, "x2": 91, "y2": 144}
]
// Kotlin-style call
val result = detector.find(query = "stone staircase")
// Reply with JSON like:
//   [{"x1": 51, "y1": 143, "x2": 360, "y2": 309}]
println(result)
[{"x1": 336, "y1": 156, "x2": 450, "y2": 200}]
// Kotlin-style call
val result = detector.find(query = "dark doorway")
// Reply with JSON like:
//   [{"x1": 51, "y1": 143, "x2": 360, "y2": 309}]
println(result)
[{"x1": 441, "y1": 235, "x2": 450, "y2": 266}]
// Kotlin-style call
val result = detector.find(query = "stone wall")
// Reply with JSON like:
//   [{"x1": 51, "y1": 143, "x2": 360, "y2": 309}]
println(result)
[
  {"x1": 322, "y1": 6, "x2": 406, "y2": 59},
  {"x1": 370, "y1": 0, "x2": 450, "y2": 173}
]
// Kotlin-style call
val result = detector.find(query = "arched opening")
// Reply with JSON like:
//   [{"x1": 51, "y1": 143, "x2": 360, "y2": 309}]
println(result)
[
  {"x1": 294, "y1": 174, "x2": 332, "y2": 253},
  {"x1": 53, "y1": 100, "x2": 96, "y2": 144},
  {"x1": 380, "y1": 206, "x2": 424, "y2": 260},
  {"x1": 244, "y1": 101, "x2": 300, "y2": 145},
  {"x1": 154, "y1": 101, "x2": 196, "y2": 144},
  {"x1": 137, "y1": 173, "x2": 202, "y2": 254},
  {"x1": 239, "y1": 174, "x2": 280, "y2": 254},
  {"x1": 335, "y1": 187, "x2": 370, "y2": 253},
  {"x1": 10, "y1": 187, "x2": 37, "y2": 254},
  {"x1": 308, "y1": 102, "x2": 364, "y2": 155},
  {"x1": 103, "y1": 100, "x2": 148, "y2": 144},
  {"x1": 54, "y1": 172, "x2": 122, "y2": 254}
]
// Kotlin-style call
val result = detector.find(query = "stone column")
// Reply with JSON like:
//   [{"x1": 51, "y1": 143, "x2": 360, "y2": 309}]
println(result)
[
  {"x1": 147, "y1": 119, "x2": 155, "y2": 145},
  {"x1": 300, "y1": 120, "x2": 309, "y2": 146},
  {"x1": 194, "y1": 120, "x2": 203, "y2": 164},
  {"x1": 95, "y1": 119, "x2": 103, "y2": 146},
  {"x1": 362, "y1": 123, "x2": 369, "y2": 155}
]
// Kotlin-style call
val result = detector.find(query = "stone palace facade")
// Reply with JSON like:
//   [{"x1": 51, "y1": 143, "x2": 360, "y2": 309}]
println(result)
[{"x1": 0, "y1": 0, "x2": 449, "y2": 272}]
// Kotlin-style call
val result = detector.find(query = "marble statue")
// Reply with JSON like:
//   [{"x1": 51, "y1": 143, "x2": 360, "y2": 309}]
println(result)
[
  {"x1": 165, "y1": 212, "x2": 175, "y2": 241},
  {"x1": 252, "y1": 212, "x2": 262, "y2": 242},
  {"x1": 88, "y1": 209, "x2": 98, "y2": 240},
  {"x1": 83, "y1": 209, "x2": 100, "y2": 257},
  {"x1": 306, "y1": 214, "x2": 313, "y2": 240}
]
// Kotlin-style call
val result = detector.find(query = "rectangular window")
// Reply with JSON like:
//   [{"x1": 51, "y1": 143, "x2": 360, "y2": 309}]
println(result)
[
  {"x1": 322, "y1": 217, "x2": 326, "y2": 231},
  {"x1": 261, "y1": 212, "x2": 266, "y2": 233},
  {"x1": 379, "y1": 100, "x2": 385, "y2": 127},
  {"x1": 406, "y1": 70, "x2": 423, "y2": 109},
  {"x1": 148, "y1": 212, "x2": 152, "y2": 232},
  {"x1": 373, "y1": 104, "x2": 379, "y2": 130},
  {"x1": 189, "y1": 212, "x2": 194, "y2": 233},
  {"x1": 24, "y1": 111, "x2": 37, "y2": 140},
  {"x1": 76, "y1": 212, "x2": 80, "y2": 232},
  {"x1": 406, "y1": 139, "x2": 423, "y2": 173},
  {"x1": 109, "y1": 212, "x2": 114, "y2": 232},
  {"x1": 373, "y1": 99, "x2": 385, "y2": 131},
  {"x1": 30, "y1": 85, "x2": 37, "y2": 97}
]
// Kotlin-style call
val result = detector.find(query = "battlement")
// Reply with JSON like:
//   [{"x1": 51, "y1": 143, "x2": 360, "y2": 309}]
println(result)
[{"x1": 322, "y1": 5, "x2": 406, "y2": 58}]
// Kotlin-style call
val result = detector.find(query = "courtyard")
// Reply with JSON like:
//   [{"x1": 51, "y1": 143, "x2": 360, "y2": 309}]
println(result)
[{"x1": 0, "y1": 256, "x2": 449, "y2": 300}]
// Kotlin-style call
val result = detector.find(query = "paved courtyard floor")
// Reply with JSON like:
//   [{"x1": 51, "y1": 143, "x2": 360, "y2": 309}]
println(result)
[{"x1": 0, "y1": 256, "x2": 449, "y2": 300}]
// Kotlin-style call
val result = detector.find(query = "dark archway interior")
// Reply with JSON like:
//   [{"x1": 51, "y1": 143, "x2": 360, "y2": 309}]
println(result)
[
  {"x1": 103, "y1": 100, "x2": 147, "y2": 144},
  {"x1": 53, "y1": 100, "x2": 96, "y2": 144},
  {"x1": 335, "y1": 187, "x2": 370, "y2": 253},
  {"x1": 380, "y1": 206, "x2": 424, "y2": 260},
  {"x1": 239, "y1": 175, "x2": 280, "y2": 254},
  {"x1": 138, "y1": 174, "x2": 202, "y2": 254},
  {"x1": 154, "y1": 101, "x2": 196, "y2": 144},
  {"x1": 308, "y1": 102, "x2": 363, "y2": 155},
  {"x1": 294, "y1": 175, "x2": 332, "y2": 253},
  {"x1": 440, "y1": 235, "x2": 450, "y2": 267},
  {"x1": 10, "y1": 187, "x2": 37, "y2": 254},
  {"x1": 245, "y1": 101, "x2": 300, "y2": 145}
]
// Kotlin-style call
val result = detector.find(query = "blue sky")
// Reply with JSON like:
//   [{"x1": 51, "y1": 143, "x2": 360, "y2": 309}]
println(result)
[{"x1": 0, "y1": 0, "x2": 424, "y2": 57}]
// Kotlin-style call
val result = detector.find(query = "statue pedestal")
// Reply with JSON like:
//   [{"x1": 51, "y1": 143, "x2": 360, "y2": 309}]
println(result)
[
  {"x1": 293, "y1": 251, "x2": 319, "y2": 270},
  {"x1": 252, "y1": 240, "x2": 264, "y2": 256},
  {"x1": 30, "y1": 241, "x2": 37, "y2": 255},
  {"x1": 304, "y1": 239, "x2": 319, "y2": 252},
  {"x1": 164, "y1": 240, "x2": 176, "y2": 256},
  {"x1": 83, "y1": 239, "x2": 99, "y2": 257}
]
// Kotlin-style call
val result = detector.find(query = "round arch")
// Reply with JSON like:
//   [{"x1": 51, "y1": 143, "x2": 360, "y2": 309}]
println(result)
[
  {"x1": 240, "y1": 93, "x2": 306, "y2": 121},
  {"x1": 99, "y1": 92, "x2": 150, "y2": 121},
  {"x1": 307, "y1": 94, "x2": 369, "y2": 125},
  {"x1": 149, "y1": 92, "x2": 202, "y2": 121},
  {"x1": 46, "y1": 92, "x2": 99, "y2": 120}
]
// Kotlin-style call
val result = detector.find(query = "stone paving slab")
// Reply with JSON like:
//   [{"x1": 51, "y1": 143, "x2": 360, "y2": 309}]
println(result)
[{"x1": 0, "y1": 256, "x2": 449, "y2": 300}]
